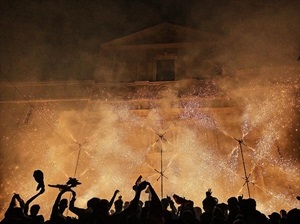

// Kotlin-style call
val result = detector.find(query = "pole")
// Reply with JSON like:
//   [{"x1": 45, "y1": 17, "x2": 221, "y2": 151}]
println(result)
[
  {"x1": 236, "y1": 138, "x2": 251, "y2": 198},
  {"x1": 160, "y1": 142, "x2": 163, "y2": 198}
]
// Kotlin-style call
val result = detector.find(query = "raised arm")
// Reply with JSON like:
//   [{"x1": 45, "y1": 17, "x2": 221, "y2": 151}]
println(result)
[
  {"x1": 147, "y1": 182, "x2": 163, "y2": 223},
  {"x1": 5, "y1": 194, "x2": 17, "y2": 218},
  {"x1": 4, "y1": 193, "x2": 25, "y2": 218},
  {"x1": 108, "y1": 190, "x2": 120, "y2": 211},
  {"x1": 50, "y1": 188, "x2": 69, "y2": 218},
  {"x1": 117, "y1": 180, "x2": 148, "y2": 218},
  {"x1": 24, "y1": 187, "x2": 45, "y2": 215},
  {"x1": 69, "y1": 189, "x2": 86, "y2": 217}
]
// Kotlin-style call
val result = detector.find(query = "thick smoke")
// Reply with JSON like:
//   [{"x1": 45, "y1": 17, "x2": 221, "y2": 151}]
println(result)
[
  {"x1": 0, "y1": 0, "x2": 299, "y2": 220},
  {"x1": 188, "y1": 0, "x2": 300, "y2": 69},
  {"x1": 1, "y1": 0, "x2": 299, "y2": 81}
]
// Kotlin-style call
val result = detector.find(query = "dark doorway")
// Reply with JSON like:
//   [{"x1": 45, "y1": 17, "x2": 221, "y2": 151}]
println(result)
[{"x1": 156, "y1": 59, "x2": 175, "y2": 81}]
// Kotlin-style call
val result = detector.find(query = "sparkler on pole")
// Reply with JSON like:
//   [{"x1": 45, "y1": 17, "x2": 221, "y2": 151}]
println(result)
[
  {"x1": 234, "y1": 137, "x2": 251, "y2": 198},
  {"x1": 216, "y1": 125, "x2": 257, "y2": 198},
  {"x1": 149, "y1": 128, "x2": 173, "y2": 199},
  {"x1": 71, "y1": 137, "x2": 93, "y2": 178}
]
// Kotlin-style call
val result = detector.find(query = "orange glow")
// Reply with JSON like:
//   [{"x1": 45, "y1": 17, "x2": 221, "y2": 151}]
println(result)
[{"x1": 0, "y1": 79, "x2": 299, "y2": 220}]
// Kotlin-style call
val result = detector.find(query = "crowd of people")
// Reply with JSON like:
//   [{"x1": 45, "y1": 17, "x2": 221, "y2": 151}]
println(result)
[{"x1": 1, "y1": 170, "x2": 299, "y2": 224}]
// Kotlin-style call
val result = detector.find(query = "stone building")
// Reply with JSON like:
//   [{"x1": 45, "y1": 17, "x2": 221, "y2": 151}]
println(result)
[{"x1": 0, "y1": 23, "x2": 299, "y2": 216}]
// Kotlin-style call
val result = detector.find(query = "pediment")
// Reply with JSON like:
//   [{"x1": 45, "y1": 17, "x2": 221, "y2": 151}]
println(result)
[{"x1": 101, "y1": 23, "x2": 217, "y2": 49}]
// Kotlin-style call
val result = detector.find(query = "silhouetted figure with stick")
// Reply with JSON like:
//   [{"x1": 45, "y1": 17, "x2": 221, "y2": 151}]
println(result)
[
  {"x1": 49, "y1": 187, "x2": 76, "y2": 224},
  {"x1": 23, "y1": 170, "x2": 45, "y2": 224},
  {"x1": 24, "y1": 188, "x2": 45, "y2": 224}
]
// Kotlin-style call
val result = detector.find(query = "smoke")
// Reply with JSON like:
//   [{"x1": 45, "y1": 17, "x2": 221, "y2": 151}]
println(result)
[
  {"x1": 0, "y1": 0, "x2": 299, "y2": 219},
  {"x1": 1, "y1": 0, "x2": 298, "y2": 82},
  {"x1": 188, "y1": 0, "x2": 300, "y2": 70},
  {"x1": 0, "y1": 0, "x2": 162, "y2": 81}
]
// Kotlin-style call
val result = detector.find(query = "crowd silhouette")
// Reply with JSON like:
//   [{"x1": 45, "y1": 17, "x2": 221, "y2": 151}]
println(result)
[{"x1": 1, "y1": 170, "x2": 299, "y2": 224}]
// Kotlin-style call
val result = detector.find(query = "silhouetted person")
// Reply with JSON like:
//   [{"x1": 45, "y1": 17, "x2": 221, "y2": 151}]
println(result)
[
  {"x1": 114, "y1": 196, "x2": 123, "y2": 214},
  {"x1": 227, "y1": 197, "x2": 240, "y2": 224},
  {"x1": 286, "y1": 208, "x2": 300, "y2": 224},
  {"x1": 69, "y1": 188, "x2": 101, "y2": 224},
  {"x1": 161, "y1": 196, "x2": 178, "y2": 222},
  {"x1": 123, "y1": 201, "x2": 130, "y2": 210},
  {"x1": 238, "y1": 198, "x2": 268, "y2": 224},
  {"x1": 49, "y1": 188, "x2": 74, "y2": 224},
  {"x1": 173, "y1": 194, "x2": 194, "y2": 219},
  {"x1": 24, "y1": 187, "x2": 45, "y2": 224},
  {"x1": 91, "y1": 179, "x2": 150, "y2": 224},
  {"x1": 1, "y1": 193, "x2": 31, "y2": 224},
  {"x1": 145, "y1": 181, "x2": 163, "y2": 224},
  {"x1": 268, "y1": 212, "x2": 281, "y2": 224},
  {"x1": 181, "y1": 209, "x2": 200, "y2": 224},
  {"x1": 280, "y1": 209, "x2": 288, "y2": 224},
  {"x1": 193, "y1": 206, "x2": 202, "y2": 222},
  {"x1": 210, "y1": 203, "x2": 228, "y2": 224},
  {"x1": 108, "y1": 190, "x2": 120, "y2": 212},
  {"x1": 199, "y1": 189, "x2": 218, "y2": 224}
]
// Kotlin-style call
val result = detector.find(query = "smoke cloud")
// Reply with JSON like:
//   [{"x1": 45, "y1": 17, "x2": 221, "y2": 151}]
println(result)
[
  {"x1": 0, "y1": 0, "x2": 299, "y2": 220},
  {"x1": 1, "y1": 0, "x2": 298, "y2": 82}
]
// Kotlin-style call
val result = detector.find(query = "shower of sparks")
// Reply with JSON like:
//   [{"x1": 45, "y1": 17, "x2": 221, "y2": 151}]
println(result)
[{"x1": 0, "y1": 80, "x2": 299, "y2": 219}]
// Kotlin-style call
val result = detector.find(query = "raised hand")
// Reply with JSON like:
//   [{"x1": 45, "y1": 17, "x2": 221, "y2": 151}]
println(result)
[{"x1": 137, "y1": 181, "x2": 149, "y2": 191}]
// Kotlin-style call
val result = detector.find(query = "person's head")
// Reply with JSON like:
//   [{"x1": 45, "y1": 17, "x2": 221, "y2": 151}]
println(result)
[
  {"x1": 193, "y1": 206, "x2": 202, "y2": 220},
  {"x1": 161, "y1": 198, "x2": 170, "y2": 209},
  {"x1": 268, "y1": 212, "x2": 281, "y2": 221},
  {"x1": 59, "y1": 199, "x2": 68, "y2": 212},
  {"x1": 123, "y1": 201, "x2": 130, "y2": 210},
  {"x1": 98, "y1": 199, "x2": 110, "y2": 215},
  {"x1": 239, "y1": 198, "x2": 256, "y2": 212},
  {"x1": 202, "y1": 196, "x2": 218, "y2": 212},
  {"x1": 280, "y1": 209, "x2": 287, "y2": 217},
  {"x1": 216, "y1": 203, "x2": 228, "y2": 215},
  {"x1": 287, "y1": 208, "x2": 300, "y2": 223},
  {"x1": 114, "y1": 198, "x2": 123, "y2": 213},
  {"x1": 87, "y1": 197, "x2": 101, "y2": 209},
  {"x1": 227, "y1": 197, "x2": 238, "y2": 210},
  {"x1": 30, "y1": 204, "x2": 40, "y2": 216}
]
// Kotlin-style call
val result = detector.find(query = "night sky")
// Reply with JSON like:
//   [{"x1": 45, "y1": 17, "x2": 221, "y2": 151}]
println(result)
[{"x1": 0, "y1": 0, "x2": 299, "y2": 82}]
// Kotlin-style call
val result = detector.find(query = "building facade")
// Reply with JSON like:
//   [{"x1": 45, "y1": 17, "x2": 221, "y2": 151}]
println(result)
[{"x1": 0, "y1": 23, "x2": 299, "y2": 216}]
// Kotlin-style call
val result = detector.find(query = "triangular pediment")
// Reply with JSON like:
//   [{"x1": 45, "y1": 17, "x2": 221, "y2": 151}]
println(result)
[{"x1": 101, "y1": 23, "x2": 217, "y2": 49}]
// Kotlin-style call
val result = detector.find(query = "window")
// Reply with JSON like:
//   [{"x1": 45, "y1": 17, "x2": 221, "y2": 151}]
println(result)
[{"x1": 156, "y1": 59, "x2": 175, "y2": 81}]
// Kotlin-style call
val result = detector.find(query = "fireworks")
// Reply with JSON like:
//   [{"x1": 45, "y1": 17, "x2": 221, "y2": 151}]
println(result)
[{"x1": 0, "y1": 77, "x2": 299, "y2": 219}]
